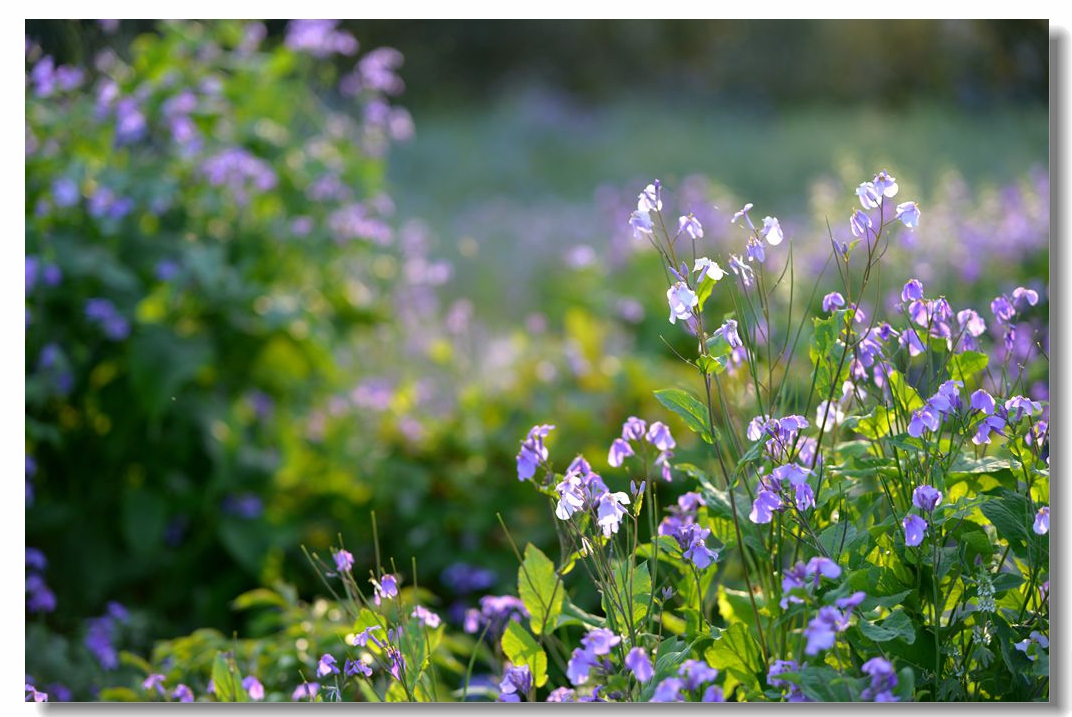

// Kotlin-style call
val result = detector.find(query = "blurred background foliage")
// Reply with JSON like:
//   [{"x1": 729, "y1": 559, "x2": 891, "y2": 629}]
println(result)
[{"x1": 24, "y1": 19, "x2": 1047, "y2": 700}]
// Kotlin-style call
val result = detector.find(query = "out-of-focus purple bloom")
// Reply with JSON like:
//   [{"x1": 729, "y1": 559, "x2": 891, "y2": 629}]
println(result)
[
  {"x1": 143, "y1": 674, "x2": 166, "y2": 694},
  {"x1": 334, "y1": 549, "x2": 354, "y2": 574},
  {"x1": 625, "y1": 648, "x2": 653, "y2": 682},
  {"x1": 836, "y1": 591, "x2": 867, "y2": 610},
  {"x1": 1034, "y1": 506, "x2": 1049, "y2": 535},
  {"x1": 546, "y1": 687, "x2": 576, "y2": 702},
  {"x1": 666, "y1": 281, "x2": 698, "y2": 324},
  {"x1": 804, "y1": 606, "x2": 851, "y2": 655},
  {"x1": 679, "y1": 659, "x2": 719, "y2": 691},
  {"x1": 607, "y1": 438, "x2": 634, "y2": 468},
  {"x1": 903, "y1": 514, "x2": 928, "y2": 547},
  {"x1": 651, "y1": 677, "x2": 684, "y2": 702},
  {"x1": 760, "y1": 216, "x2": 783, "y2": 247},
  {"x1": 172, "y1": 684, "x2": 194, "y2": 702},
  {"x1": 655, "y1": 450, "x2": 674, "y2": 482},
  {"x1": 26, "y1": 548, "x2": 47, "y2": 571},
  {"x1": 25, "y1": 574, "x2": 56, "y2": 613},
  {"x1": 464, "y1": 595, "x2": 529, "y2": 638},
  {"x1": 221, "y1": 493, "x2": 263, "y2": 519},
  {"x1": 895, "y1": 201, "x2": 920, "y2": 228},
  {"x1": 285, "y1": 20, "x2": 358, "y2": 57},
  {"x1": 622, "y1": 417, "x2": 647, "y2": 442},
  {"x1": 291, "y1": 682, "x2": 319, "y2": 701},
  {"x1": 582, "y1": 628, "x2": 621, "y2": 656},
  {"x1": 768, "y1": 659, "x2": 807, "y2": 701},
  {"x1": 679, "y1": 214, "x2": 704, "y2": 239},
  {"x1": 822, "y1": 292, "x2": 845, "y2": 312},
  {"x1": 1012, "y1": 286, "x2": 1040, "y2": 308},
  {"x1": 242, "y1": 676, "x2": 264, "y2": 701},
  {"x1": 728, "y1": 254, "x2": 754, "y2": 287},
  {"x1": 200, "y1": 148, "x2": 277, "y2": 206},
  {"x1": 52, "y1": 178, "x2": 80, "y2": 208},
  {"x1": 913, "y1": 485, "x2": 942, "y2": 512},
  {"x1": 498, "y1": 664, "x2": 532, "y2": 702},
  {"x1": 646, "y1": 422, "x2": 675, "y2": 451},
  {"x1": 412, "y1": 605, "x2": 442, "y2": 628},
  {"x1": 155, "y1": 260, "x2": 181, "y2": 282},
  {"x1": 746, "y1": 235, "x2": 766, "y2": 263},
  {"x1": 517, "y1": 424, "x2": 554, "y2": 481},
  {"x1": 350, "y1": 625, "x2": 384, "y2": 648},
  {"x1": 566, "y1": 646, "x2": 597, "y2": 685},
  {"x1": 25, "y1": 684, "x2": 48, "y2": 703},
  {"x1": 1014, "y1": 631, "x2": 1049, "y2": 661},
  {"x1": 345, "y1": 658, "x2": 373, "y2": 678},
  {"x1": 441, "y1": 563, "x2": 496, "y2": 594}
]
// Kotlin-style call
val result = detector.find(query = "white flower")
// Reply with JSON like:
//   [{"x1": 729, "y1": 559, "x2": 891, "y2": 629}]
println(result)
[{"x1": 693, "y1": 257, "x2": 725, "y2": 282}]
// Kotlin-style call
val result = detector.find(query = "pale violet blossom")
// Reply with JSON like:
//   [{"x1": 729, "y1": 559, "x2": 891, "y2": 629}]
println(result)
[
  {"x1": 679, "y1": 214, "x2": 704, "y2": 239},
  {"x1": 666, "y1": 281, "x2": 698, "y2": 324}
]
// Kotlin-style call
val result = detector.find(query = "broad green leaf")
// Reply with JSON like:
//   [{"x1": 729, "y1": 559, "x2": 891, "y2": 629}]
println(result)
[
  {"x1": 887, "y1": 370, "x2": 924, "y2": 412},
  {"x1": 948, "y1": 350, "x2": 988, "y2": 382},
  {"x1": 653, "y1": 388, "x2": 717, "y2": 443},
  {"x1": 696, "y1": 355, "x2": 727, "y2": 375},
  {"x1": 555, "y1": 598, "x2": 606, "y2": 631},
  {"x1": 706, "y1": 622, "x2": 763, "y2": 693},
  {"x1": 799, "y1": 665, "x2": 858, "y2": 701},
  {"x1": 639, "y1": 637, "x2": 690, "y2": 701},
  {"x1": 517, "y1": 543, "x2": 563, "y2": 636},
  {"x1": 981, "y1": 489, "x2": 1046, "y2": 561},
  {"x1": 858, "y1": 609, "x2": 916, "y2": 644},
  {"x1": 809, "y1": 309, "x2": 853, "y2": 398},
  {"x1": 855, "y1": 406, "x2": 894, "y2": 439},
  {"x1": 501, "y1": 621, "x2": 548, "y2": 687}
]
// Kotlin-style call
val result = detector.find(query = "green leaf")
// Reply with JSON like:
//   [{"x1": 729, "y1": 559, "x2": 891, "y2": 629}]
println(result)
[
  {"x1": 211, "y1": 652, "x2": 249, "y2": 702},
  {"x1": 98, "y1": 687, "x2": 140, "y2": 702},
  {"x1": 639, "y1": 637, "x2": 690, "y2": 701},
  {"x1": 705, "y1": 622, "x2": 763, "y2": 693},
  {"x1": 948, "y1": 351, "x2": 989, "y2": 382},
  {"x1": 696, "y1": 355, "x2": 727, "y2": 375},
  {"x1": 858, "y1": 609, "x2": 916, "y2": 644},
  {"x1": 798, "y1": 664, "x2": 858, "y2": 701},
  {"x1": 696, "y1": 274, "x2": 721, "y2": 312},
  {"x1": 517, "y1": 543, "x2": 563, "y2": 636},
  {"x1": 980, "y1": 489, "x2": 1045, "y2": 560},
  {"x1": 893, "y1": 667, "x2": 916, "y2": 702},
  {"x1": 653, "y1": 388, "x2": 717, "y2": 443},
  {"x1": 231, "y1": 588, "x2": 289, "y2": 611},
  {"x1": 855, "y1": 406, "x2": 894, "y2": 439},
  {"x1": 809, "y1": 309, "x2": 854, "y2": 398},
  {"x1": 501, "y1": 621, "x2": 548, "y2": 688},
  {"x1": 887, "y1": 370, "x2": 924, "y2": 412},
  {"x1": 555, "y1": 598, "x2": 606, "y2": 631}
]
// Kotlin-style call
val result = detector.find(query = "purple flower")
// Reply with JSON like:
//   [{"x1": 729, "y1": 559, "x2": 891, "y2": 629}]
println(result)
[
  {"x1": 715, "y1": 318, "x2": 743, "y2": 349},
  {"x1": 646, "y1": 422, "x2": 676, "y2": 451},
  {"x1": 607, "y1": 438, "x2": 634, "y2": 468},
  {"x1": 291, "y1": 682, "x2": 319, "y2": 701},
  {"x1": 991, "y1": 295, "x2": 1016, "y2": 325},
  {"x1": 637, "y1": 182, "x2": 662, "y2": 212},
  {"x1": 973, "y1": 415, "x2": 1006, "y2": 445},
  {"x1": 546, "y1": 687, "x2": 576, "y2": 702},
  {"x1": 682, "y1": 532, "x2": 719, "y2": 570},
  {"x1": 761, "y1": 216, "x2": 784, "y2": 245},
  {"x1": 25, "y1": 548, "x2": 47, "y2": 571},
  {"x1": 746, "y1": 236, "x2": 766, "y2": 263},
  {"x1": 566, "y1": 647, "x2": 597, "y2": 685},
  {"x1": 345, "y1": 658, "x2": 373, "y2": 678},
  {"x1": 516, "y1": 424, "x2": 554, "y2": 480},
  {"x1": 143, "y1": 674, "x2": 166, "y2": 695},
  {"x1": 912, "y1": 485, "x2": 942, "y2": 512},
  {"x1": 242, "y1": 676, "x2": 264, "y2": 701},
  {"x1": 731, "y1": 202, "x2": 754, "y2": 228},
  {"x1": 907, "y1": 405, "x2": 940, "y2": 438},
  {"x1": 350, "y1": 625, "x2": 384, "y2": 648},
  {"x1": 464, "y1": 595, "x2": 529, "y2": 638},
  {"x1": 411, "y1": 605, "x2": 442, "y2": 628},
  {"x1": 629, "y1": 210, "x2": 654, "y2": 239},
  {"x1": 729, "y1": 254, "x2": 754, "y2": 287},
  {"x1": 621, "y1": 416, "x2": 647, "y2": 442},
  {"x1": 655, "y1": 450, "x2": 674, "y2": 482},
  {"x1": 903, "y1": 514, "x2": 928, "y2": 547},
  {"x1": 768, "y1": 660, "x2": 807, "y2": 701},
  {"x1": 749, "y1": 489, "x2": 782, "y2": 524},
  {"x1": 970, "y1": 390, "x2": 995, "y2": 415},
  {"x1": 172, "y1": 684, "x2": 194, "y2": 702},
  {"x1": 694, "y1": 257, "x2": 724, "y2": 283},
  {"x1": 52, "y1": 178, "x2": 80, "y2": 208},
  {"x1": 25, "y1": 574, "x2": 56, "y2": 613},
  {"x1": 285, "y1": 20, "x2": 358, "y2": 57},
  {"x1": 1034, "y1": 506, "x2": 1049, "y2": 535},
  {"x1": 804, "y1": 606, "x2": 849, "y2": 655},
  {"x1": 667, "y1": 281, "x2": 698, "y2": 324},
  {"x1": 498, "y1": 664, "x2": 532, "y2": 702},
  {"x1": 679, "y1": 214, "x2": 704, "y2": 239},
  {"x1": 873, "y1": 170, "x2": 899, "y2": 198},
  {"x1": 1012, "y1": 286, "x2": 1040, "y2": 308},
  {"x1": 317, "y1": 654, "x2": 340, "y2": 677},
  {"x1": 901, "y1": 279, "x2": 925, "y2": 302},
  {"x1": 822, "y1": 292, "x2": 846, "y2": 312},
  {"x1": 1005, "y1": 395, "x2": 1042, "y2": 422},
  {"x1": 334, "y1": 549, "x2": 354, "y2": 574},
  {"x1": 856, "y1": 182, "x2": 881, "y2": 209},
  {"x1": 895, "y1": 201, "x2": 920, "y2": 228},
  {"x1": 625, "y1": 648, "x2": 653, "y2": 682},
  {"x1": 836, "y1": 591, "x2": 867, "y2": 610},
  {"x1": 651, "y1": 677, "x2": 684, "y2": 702},
  {"x1": 861, "y1": 657, "x2": 898, "y2": 702},
  {"x1": 373, "y1": 574, "x2": 398, "y2": 602},
  {"x1": 581, "y1": 628, "x2": 622, "y2": 656},
  {"x1": 679, "y1": 659, "x2": 719, "y2": 691},
  {"x1": 850, "y1": 209, "x2": 872, "y2": 238}
]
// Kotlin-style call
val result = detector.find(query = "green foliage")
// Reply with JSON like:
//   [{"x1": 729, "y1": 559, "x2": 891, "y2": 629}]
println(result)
[{"x1": 517, "y1": 544, "x2": 563, "y2": 636}]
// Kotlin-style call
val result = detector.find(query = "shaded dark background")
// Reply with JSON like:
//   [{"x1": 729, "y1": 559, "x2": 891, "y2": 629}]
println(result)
[{"x1": 27, "y1": 19, "x2": 1048, "y2": 110}]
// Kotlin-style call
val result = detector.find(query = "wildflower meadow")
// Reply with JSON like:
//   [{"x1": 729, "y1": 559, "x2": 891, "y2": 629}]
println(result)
[{"x1": 23, "y1": 19, "x2": 1051, "y2": 703}]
